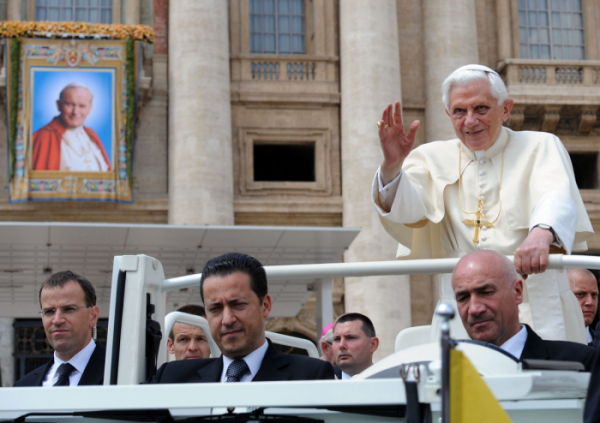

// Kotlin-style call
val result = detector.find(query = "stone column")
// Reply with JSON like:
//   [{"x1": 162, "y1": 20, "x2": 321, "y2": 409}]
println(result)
[
  {"x1": 124, "y1": 0, "x2": 140, "y2": 25},
  {"x1": 7, "y1": 0, "x2": 22, "y2": 20},
  {"x1": 168, "y1": 1, "x2": 234, "y2": 225},
  {"x1": 0, "y1": 318, "x2": 14, "y2": 387},
  {"x1": 340, "y1": 0, "x2": 411, "y2": 360},
  {"x1": 496, "y1": 0, "x2": 513, "y2": 62},
  {"x1": 583, "y1": 0, "x2": 598, "y2": 60},
  {"x1": 423, "y1": 0, "x2": 479, "y2": 142}
]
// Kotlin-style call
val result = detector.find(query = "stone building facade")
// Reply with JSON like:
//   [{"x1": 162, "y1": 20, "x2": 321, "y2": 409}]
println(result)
[{"x1": 1, "y1": 0, "x2": 600, "y2": 383}]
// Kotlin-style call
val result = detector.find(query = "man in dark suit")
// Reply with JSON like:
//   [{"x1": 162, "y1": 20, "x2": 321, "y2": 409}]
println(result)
[
  {"x1": 150, "y1": 253, "x2": 334, "y2": 383},
  {"x1": 332, "y1": 313, "x2": 379, "y2": 379},
  {"x1": 14, "y1": 271, "x2": 104, "y2": 386},
  {"x1": 452, "y1": 250, "x2": 597, "y2": 370}
]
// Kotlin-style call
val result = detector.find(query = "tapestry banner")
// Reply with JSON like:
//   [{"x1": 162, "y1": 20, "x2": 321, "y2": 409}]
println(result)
[{"x1": 6, "y1": 38, "x2": 140, "y2": 203}]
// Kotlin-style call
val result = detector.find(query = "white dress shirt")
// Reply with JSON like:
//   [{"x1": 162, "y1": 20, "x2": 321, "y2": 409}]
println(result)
[
  {"x1": 42, "y1": 340, "x2": 96, "y2": 387},
  {"x1": 220, "y1": 340, "x2": 269, "y2": 382},
  {"x1": 587, "y1": 326, "x2": 593, "y2": 344},
  {"x1": 340, "y1": 371, "x2": 352, "y2": 380},
  {"x1": 60, "y1": 127, "x2": 109, "y2": 172},
  {"x1": 499, "y1": 325, "x2": 528, "y2": 360}
]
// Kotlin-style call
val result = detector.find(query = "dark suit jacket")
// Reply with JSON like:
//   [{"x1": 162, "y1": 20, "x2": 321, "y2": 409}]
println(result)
[
  {"x1": 520, "y1": 325, "x2": 597, "y2": 372},
  {"x1": 521, "y1": 323, "x2": 600, "y2": 422},
  {"x1": 584, "y1": 353, "x2": 600, "y2": 423},
  {"x1": 333, "y1": 365, "x2": 342, "y2": 380},
  {"x1": 149, "y1": 341, "x2": 334, "y2": 383},
  {"x1": 591, "y1": 321, "x2": 600, "y2": 348},
  {"x1": 13, "y1": 343, "x2": 106, "y2": 387}
]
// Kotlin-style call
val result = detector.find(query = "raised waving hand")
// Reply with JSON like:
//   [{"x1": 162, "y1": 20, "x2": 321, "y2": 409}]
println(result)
[{"x1": 378, "y1": 101, "x2": 420, "y2": 185}]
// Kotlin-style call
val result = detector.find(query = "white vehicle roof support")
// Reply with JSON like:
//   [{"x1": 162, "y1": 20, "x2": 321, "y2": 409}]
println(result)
[
  {"x1": 162, "y1": 254, "x2": 599, "y2": 291},
  {"x1": 112, "y1": 254, "x2": 600, "y2": 386},
  {"x1": 105, "y1": 255, "x2": 167, "y2": 385}
]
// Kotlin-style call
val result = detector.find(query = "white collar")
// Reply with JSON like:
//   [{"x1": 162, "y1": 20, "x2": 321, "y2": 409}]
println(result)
[
  {"x1": 221, "y1": 339, "x2": 269, "y2": 382},
  {"x1": 64, "y1": 125, "x2": 86, "y2": 134},
  {"x1": 499, "y1": 325, "x2": 528, "y2": 359},
  {"x1": 463, "y1": 127, "x2": 509, "y2": 162},
  {"x1": 341, "y1": 371, "x2": 352, "y2": 380},
  {"x1": 587, "y1": 326, "x2": 593, "y2": 344},
  {"x1": 54, "y1": 339, "x2": 96, "y2": 374}
]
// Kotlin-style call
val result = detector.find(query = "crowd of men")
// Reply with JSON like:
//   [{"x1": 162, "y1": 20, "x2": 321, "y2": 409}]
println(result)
[
  {"x1": 10, "y1": 249, "x2": 600, "y2": 420},
  {"x1": 14, "y1": 253, "x2": 380, "y2": 387},
  {"x1": 10, "y1": 62, "x2": 600, "y2": 421},
  {"x1": 13, "y1": 251, "x2": 600, "y2": 383}
]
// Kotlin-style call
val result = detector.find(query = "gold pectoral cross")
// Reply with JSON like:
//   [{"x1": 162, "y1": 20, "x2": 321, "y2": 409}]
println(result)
[{"x1": 463, "y1": 208, "x2": 494, "y2": 245}]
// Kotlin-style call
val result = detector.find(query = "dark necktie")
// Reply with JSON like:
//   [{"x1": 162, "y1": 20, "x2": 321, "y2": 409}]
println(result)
[
  {"x1": 54, "y1": 363, "x2": 76, "y2": 386},
  {"x1": 226, "y1": 360, "x2": 249, "y2": 382}
]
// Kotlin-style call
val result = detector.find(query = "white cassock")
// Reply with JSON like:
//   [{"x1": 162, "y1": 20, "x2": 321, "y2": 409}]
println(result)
[
  {"x1": 59, "y1": 126, "x2": 109, "y2": 172},
  {"x1": 371, "y1": 127, "x2": 594, "y2": 343}
]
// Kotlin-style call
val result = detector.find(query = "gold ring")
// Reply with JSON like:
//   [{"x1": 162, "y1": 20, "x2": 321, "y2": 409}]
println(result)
[
  {"x1": 385, "y1": 124, "x2": 389, "y2": 128},
  {"x1": 377, "y1": 121, "x2": 381, "y2": 128}
]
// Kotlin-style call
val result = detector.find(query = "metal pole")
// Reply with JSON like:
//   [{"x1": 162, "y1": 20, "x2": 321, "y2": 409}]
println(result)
[{"x1": 436, "y1": 303, "x2": 455, "y2": 423}]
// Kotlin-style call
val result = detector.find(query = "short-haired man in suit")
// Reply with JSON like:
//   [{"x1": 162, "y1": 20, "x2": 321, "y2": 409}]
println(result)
[
  {"x1": 14, "y1": 271, "x2": 104, "y2": 387},
  {"x1": 452, "y1": 250, "x2": 596, "y2": 370},
  {"x1": 568, "y1": 269, "x2": 599, "y2": 346},
  {"x1": 332, "y1": 313, "x2": 379, "y2": 379},
  {"x1": 150, "y1": 253, "x2": 334, "y2": 383},
  {"x1": 167, "y1": 304, "x2": 211, "y2": 360}
]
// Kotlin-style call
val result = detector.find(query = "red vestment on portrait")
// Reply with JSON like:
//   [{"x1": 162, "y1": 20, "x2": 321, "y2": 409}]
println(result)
[{"x1": 31, "y1": 117, "x2": 111, "y2": 171}]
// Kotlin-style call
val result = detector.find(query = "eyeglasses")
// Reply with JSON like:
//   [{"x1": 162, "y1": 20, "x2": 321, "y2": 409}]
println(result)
[{"x1": 39, "y1": 305, "x2": 91, "y2": 319}]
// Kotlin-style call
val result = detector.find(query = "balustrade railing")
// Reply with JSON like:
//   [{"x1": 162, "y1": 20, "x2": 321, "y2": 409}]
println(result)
[
  {"x1": 251, "y1": 61, "x2": 280, "y2": 80},
  {"x1": 286, "y1": 62, "x2": 315, "y2": 80},
  {"x1": 519, "y1": 66, "x2": 546, "y2": 84},
  {"x1": 233, "y1": 54, "x2": 338, "y2": 84},
  {"x1": 555, "y1": 66, "x2": 584, "y2": 84},
  {"x1": 500, "y1": 59, "x2": 600, "y2": 87},
  {"x1": 250, "y1": 60, "x2": 317, "y2": 81}
]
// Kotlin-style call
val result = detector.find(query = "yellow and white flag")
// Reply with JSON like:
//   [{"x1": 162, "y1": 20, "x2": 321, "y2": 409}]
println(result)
[{"x1": 450, "y1": 349, "x2": 512, "y2": 423}]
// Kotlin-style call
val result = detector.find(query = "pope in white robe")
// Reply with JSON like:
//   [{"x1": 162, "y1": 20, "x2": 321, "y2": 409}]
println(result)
[{"x1": 372, "y1": 64, "x2": 593, "y2": 344}]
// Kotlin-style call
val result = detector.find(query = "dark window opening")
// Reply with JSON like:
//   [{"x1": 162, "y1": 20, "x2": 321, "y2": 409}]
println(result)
[
  {"x1": 253, "y1": 143, "x2": 315, "y2": 182},
  {"x1": 570, "y1": 152, "x2": 598, "y2": 189}
]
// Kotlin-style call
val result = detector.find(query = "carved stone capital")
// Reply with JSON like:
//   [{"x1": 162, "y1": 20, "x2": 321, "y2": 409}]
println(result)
[
  {"x1": 578, "y1": 106, "x2": 598, "y2": 136},
  {"x1": 541, "y1": 106, "x2": 562, "y2": 133},
  {"x1": 507, "y1": 105, "x2": 526, "y2": 131}
]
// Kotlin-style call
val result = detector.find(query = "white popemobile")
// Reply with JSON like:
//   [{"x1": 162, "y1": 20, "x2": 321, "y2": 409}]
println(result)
[{"x1": 0, "y1": 254, "x2": 597, "y2": 423}]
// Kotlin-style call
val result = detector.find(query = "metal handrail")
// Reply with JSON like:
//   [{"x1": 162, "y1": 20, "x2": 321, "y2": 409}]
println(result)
[{"x1": 162, "y1": 254, "x2": 600, "y2": 292}]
